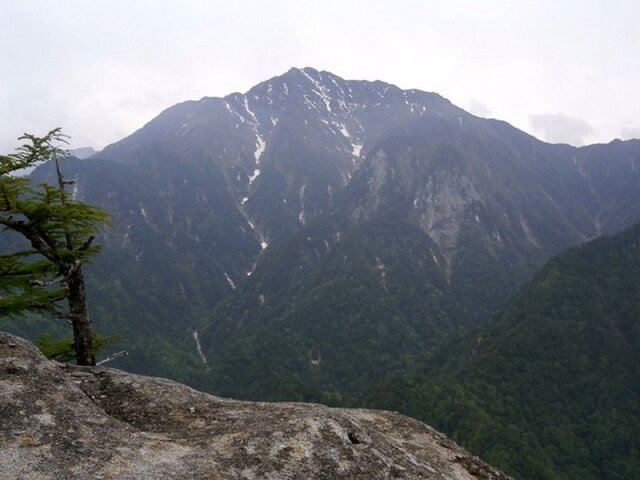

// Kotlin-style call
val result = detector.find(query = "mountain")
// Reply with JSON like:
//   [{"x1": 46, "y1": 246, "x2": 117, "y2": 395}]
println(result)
[
  {"x1": 193, "y1": 70, "x2": 640, "y2": 399},
  {"x1": 362, "y1": 224, "x2": 640, "y2": 479},
  {"x1": 0, "y1": 331, "x2": 510, "y2": 480},
  {"x1": 68, "y1": 146, "x2": 97, "y2": 159},
  {"x1": 1, "y1": 67, "x2": 639, "y2": 394}
]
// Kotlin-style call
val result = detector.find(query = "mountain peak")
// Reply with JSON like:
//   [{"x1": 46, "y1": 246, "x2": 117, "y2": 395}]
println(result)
[{"x1": 286, "y1": 65, "x2": 320, "y2": 75}]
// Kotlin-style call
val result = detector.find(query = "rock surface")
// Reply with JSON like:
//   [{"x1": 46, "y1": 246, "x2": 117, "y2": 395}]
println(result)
[{"x1": 0, "y1": 332, "x2": 509, "y2": 479}]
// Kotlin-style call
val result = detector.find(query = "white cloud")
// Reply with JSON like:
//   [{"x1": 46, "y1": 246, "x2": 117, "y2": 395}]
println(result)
[
  {"x1": 1, "y1": 0, "x2": 640, "y2": 151},
  {"x1": 528, "y1": 113, "x2": 595, "y2": 146},
  {"x1": 620, "y1": 122, "x2": 640, "y2": 141},
  {"x1": 467, "y1": 99, "x2": 492, "y2": 118}
]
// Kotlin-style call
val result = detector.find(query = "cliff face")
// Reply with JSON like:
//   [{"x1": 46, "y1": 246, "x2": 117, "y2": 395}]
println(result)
[{"x1": 0, "y1": 332, "x2": 508, "y2": 480}]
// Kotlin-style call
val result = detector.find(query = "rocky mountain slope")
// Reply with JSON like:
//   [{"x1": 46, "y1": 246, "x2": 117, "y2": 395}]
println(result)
[
  {"x1": 192, "y1": 71, "x2": 640, "y2": 399},
  {"x1": 0, "y1": 331, "x2": 509, "y2": 480}
]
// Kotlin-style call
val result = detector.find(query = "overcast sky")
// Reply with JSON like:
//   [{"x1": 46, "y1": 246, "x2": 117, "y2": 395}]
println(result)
[{"x1": 1, "y1": 0, "x2": 639, "y2": 153}]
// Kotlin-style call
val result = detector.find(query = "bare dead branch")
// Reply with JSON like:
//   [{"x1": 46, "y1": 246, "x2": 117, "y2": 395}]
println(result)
[{"x1": 96, "y1": 351, "x2": 129, "y2": 366}]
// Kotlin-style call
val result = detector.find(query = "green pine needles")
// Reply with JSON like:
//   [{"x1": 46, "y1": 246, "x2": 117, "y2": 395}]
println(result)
[{"x1": 0, "y1": 128, "x2": 109, "y2": 365}]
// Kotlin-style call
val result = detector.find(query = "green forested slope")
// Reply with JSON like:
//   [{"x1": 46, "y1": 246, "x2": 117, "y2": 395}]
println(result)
[
  {"x1": 196, "y1": 215, "x2": 445, "y2": 401},
  {"x1": 363, "y1": 224, "x2": 640, "y2": 479}
]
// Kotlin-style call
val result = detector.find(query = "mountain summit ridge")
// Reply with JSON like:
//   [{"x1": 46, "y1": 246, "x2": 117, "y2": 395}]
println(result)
[{"x1": 96, "y1": 67, "x2": 474, "y2": 252}]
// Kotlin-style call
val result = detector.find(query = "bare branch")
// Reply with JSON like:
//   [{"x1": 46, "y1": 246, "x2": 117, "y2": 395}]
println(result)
[
  {"x1": 29, "y1": 274, "x2": 66, "y2": 287},
  {"x1": 78, "y1": 235, "x2": 96, "y2": 252},
  {"x1": 96, "y1": 351, "x2": 129, "y2": 366},
  {"x1": 0, "y1": 217, "x2": 62, "y2": 263}
]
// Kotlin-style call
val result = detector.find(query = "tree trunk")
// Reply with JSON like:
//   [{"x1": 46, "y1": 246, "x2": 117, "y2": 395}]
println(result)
[{"x1": 67, "y1": 264, "x2": 95, "y2": 365}]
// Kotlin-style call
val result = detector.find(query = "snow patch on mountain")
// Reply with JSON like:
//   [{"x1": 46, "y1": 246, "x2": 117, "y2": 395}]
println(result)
[
  {"x1": 224, "y1": 272, "x2": 236, "y2": 290},
  {"x1": 192, "y1": 330, "x2": 208, "y2": 366},
  {"x1": 224, "y1": 101, "x2": 245, "y2": 123},
  {"x1": 254, "y1": 134, "x2": 266, "y2": 163},
  {"x1": 298, "y1": 184, "x2": 306, "y2": 225},
  {"x1": 139, "y1": 205, "x2": 149, "y2": 221},
  {"x1": 249, "y1": 169, "x2": 261, "y2": 184},
  {"x1": 430, "y1": 249, "x2": 440, "y2": 267},
  {"x1": 338, "y1": 123, "x2": 350, "y2": 138},
  {"x1": 242, "y1": 96, "x2": 259, "y2": 124},
  {"x1": 301, "y1": 68, "x2": 332, "y2": 112}
]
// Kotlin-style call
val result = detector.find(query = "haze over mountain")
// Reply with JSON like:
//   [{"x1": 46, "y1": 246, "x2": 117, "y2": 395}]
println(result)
[{"x1": 2, "y1": 66, "x2": 639, "y2": 395}]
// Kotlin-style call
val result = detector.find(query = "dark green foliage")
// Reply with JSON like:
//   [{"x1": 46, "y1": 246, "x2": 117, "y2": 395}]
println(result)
[
  {"x1": 197, "y1": 215, "x2": 450, "y2": 400},
  {"x1": 38, "y1": 331, "x2": 119, "y2": 362},
  {"x1": 0, "y1": 129, "x2": 109, "y2": 364},
  {"x1": 362, "y1": 224, "x2": 640, "y2": 479},
  {"x1": 0, "y1": 131, "x2": 107, "y2": 314},
  {"x1": 38, "y1": 333, "x2": 77, "y2": 361},
  {"x1": 0, "y1": 250, "x2": 66, "y2": 316}
]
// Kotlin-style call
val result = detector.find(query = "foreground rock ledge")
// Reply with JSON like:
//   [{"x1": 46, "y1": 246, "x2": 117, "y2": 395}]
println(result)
[{"x1": 0, "y1": 332, "x2": 509, "y2": 479}]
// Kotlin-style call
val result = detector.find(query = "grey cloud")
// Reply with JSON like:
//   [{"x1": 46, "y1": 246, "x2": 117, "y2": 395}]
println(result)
[
  {"x1": 620, "y1": 123, "x2": 640, "y2": 141},
  {"x1": 468, "y1": 99, "x2": 492, "y2": 118},
  {"x1": 528, "y1": 113, "x2": 594, "y2": 146}
]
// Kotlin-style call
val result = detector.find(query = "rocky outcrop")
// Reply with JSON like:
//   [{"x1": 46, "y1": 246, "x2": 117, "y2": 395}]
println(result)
[{"x1": 0, "y1": 332, "x2": 509, "y2": 479}]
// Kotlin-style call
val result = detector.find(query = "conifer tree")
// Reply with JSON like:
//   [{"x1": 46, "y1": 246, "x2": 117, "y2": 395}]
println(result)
[{"x1": 0, "y1": 129, "x2": 108, "y2": 365}]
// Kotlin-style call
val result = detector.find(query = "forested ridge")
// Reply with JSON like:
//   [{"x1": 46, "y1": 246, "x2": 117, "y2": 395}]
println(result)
[{"x1": 362, "y1": 224, "x2": 640, "y2": 479}]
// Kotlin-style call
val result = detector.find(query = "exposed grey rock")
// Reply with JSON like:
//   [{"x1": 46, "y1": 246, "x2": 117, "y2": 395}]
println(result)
[{"x1": 0, "y1": 332, "x2": 509, "y2": 479}]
